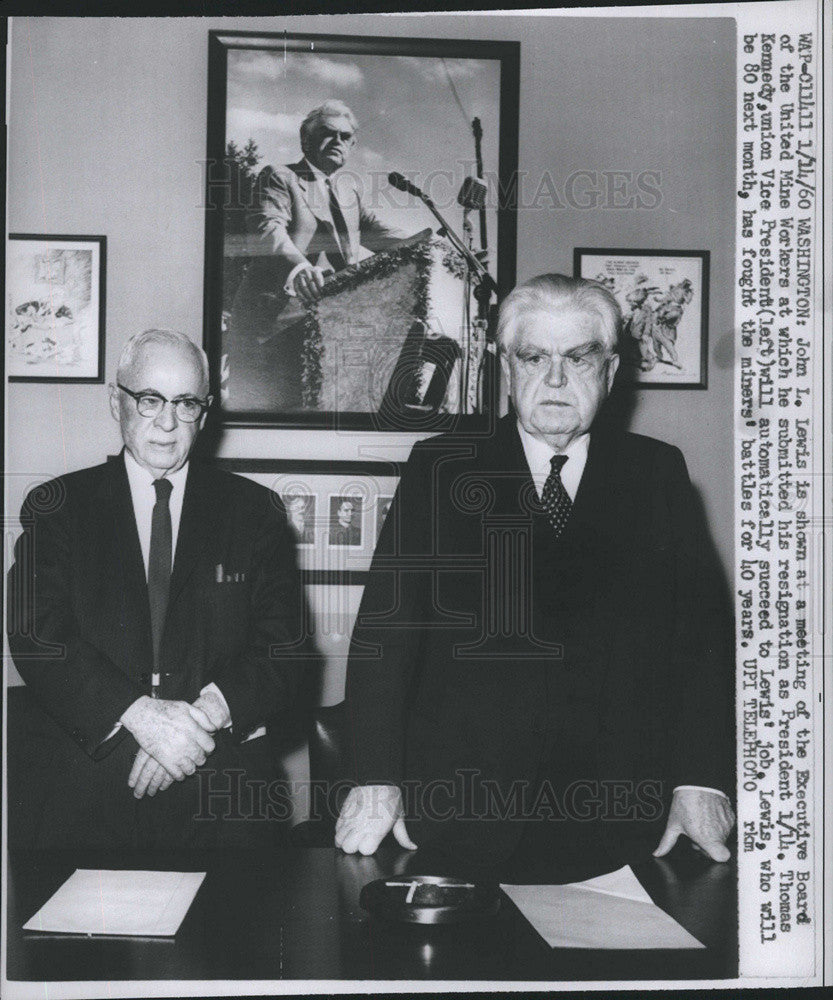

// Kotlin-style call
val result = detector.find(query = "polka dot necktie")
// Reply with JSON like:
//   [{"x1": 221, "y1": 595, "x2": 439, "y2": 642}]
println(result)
[{"x1": 541, "y1": 454, "x2": 572, "y2": 538}]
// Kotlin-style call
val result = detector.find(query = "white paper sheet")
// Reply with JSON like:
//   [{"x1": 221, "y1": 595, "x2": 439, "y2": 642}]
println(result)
[
  {"x1": 501, "y1": 865, "x2": 705, "y2": 949},
  {"x1": 23, "y1": 869, "x2": 206, "y2": 937}
]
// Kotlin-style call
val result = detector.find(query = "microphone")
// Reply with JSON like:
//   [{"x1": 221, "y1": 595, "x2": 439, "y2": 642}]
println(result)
[
  {"x1": 457, "y1": 176, "x2": 487, "y2": 211},
  {"x1": 388, "y1": 172, "x2": 425, "y2": 200}
]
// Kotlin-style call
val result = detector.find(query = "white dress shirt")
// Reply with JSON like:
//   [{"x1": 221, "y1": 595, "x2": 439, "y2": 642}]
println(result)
[
  {"x1": 515, "y1": 422, "x2": 727, "y2": 804},
  {"x1": 123, "y1": 449, "x2": 188, "y2": 574}
]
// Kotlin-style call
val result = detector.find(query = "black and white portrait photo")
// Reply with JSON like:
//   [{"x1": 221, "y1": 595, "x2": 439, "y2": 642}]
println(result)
[
  {"x1": 205, "y1": 31, "x2": 518, "y2": 427},
  {"x1": 327, "y1": 493, "x2": 363, "y2": 547},
  {"x1": 281, "y1": 491, "x2": 316, "y2": 545}
]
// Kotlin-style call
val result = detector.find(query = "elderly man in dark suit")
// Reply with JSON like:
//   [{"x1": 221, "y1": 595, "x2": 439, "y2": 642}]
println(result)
[
  {"x1": 227, "y1": 99, "x2": 408, "y2": 411},
  {"x1": 336, "y1": 274, "x2": 735, "y2": 879},
  {"x1": 7, "y1": 329, "x2": 307, "y2": 848}
]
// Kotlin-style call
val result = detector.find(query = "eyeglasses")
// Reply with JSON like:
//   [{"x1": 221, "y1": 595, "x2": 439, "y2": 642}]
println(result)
[
  {"x1": 117, "y1": 383, "x2": 210, "y2": 423},
  {"x1": 319, "y1": 127, "x2": 355, "y2": 144}
]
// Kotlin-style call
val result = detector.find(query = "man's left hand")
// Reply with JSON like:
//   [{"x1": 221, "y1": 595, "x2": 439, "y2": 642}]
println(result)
[{"x1": 653, "y1": 788, "x2": 735, "y2": 862}]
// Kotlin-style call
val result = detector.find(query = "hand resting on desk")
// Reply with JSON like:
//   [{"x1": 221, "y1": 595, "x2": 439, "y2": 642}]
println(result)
[
  {"x1": 653, "y1": 788, "x2": 735, "y2": 862},
  {"x1": 335, "y1": 785, "x2": 418, "y2": 855}
]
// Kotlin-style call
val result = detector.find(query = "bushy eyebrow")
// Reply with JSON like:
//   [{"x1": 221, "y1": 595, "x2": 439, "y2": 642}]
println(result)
[{"x1": 514, "y1": 339, "x2": 606, "y2": 358}]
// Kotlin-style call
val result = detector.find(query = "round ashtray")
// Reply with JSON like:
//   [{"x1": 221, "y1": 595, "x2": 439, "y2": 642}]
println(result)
[{"x1": 360, "y1": 875, "x2": 501, "y2": 925}]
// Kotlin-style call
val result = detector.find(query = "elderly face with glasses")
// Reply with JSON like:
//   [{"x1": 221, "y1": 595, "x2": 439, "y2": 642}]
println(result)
[{"x1": 109, "y1": 334, "x2": 212, "y2": 478}]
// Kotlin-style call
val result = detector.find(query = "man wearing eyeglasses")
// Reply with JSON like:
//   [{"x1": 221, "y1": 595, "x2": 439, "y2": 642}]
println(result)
[
  {"x1": 7, "y1": 329, "x2": 309, "y2": 848},
  {"x1": 227, "y1": 99, "x2": 408, "y2": 411}
]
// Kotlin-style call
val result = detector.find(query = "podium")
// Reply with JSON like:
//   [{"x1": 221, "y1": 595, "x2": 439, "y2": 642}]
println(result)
[{"x1": 224, "y1": 231, "x2": 491, "y2": 425}]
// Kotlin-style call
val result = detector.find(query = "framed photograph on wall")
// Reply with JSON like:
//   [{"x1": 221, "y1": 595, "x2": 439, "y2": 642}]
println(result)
[
  {"x1": 7, "y1": 234, "x2": 106, "y2": 383},
  {"x1": 215, "y1": 458, "x2": 399, "y2": 584},
  {"x1": 204, "y1": 30, "x2": 519, "y2": 429},
  {"x1": 574, "y1": 248, "x2": 709, "y2": 388}
]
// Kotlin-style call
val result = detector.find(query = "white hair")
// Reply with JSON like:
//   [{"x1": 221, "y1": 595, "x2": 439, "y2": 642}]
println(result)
[
  {"x1": 300, "y1": 100, "x2": 357, "y2": 151},
  {"x1": 497, "y1": 274, "x2": 622, "y2": 356},
  {"x1": 116, "y1": 329, "x2": 209, "y2": 391}
]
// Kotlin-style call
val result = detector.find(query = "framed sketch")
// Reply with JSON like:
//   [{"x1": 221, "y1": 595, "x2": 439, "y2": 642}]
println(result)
[
  {"x1": 204, "y1": 30, "x2": 520, "y2": 429},
  {"x1": 7, "y1": 234, "x2": 106, "y2": 382},
  {"x1": 574, "y1": 248, "x2": 709, "y2": 388},
  {"x1": 215, "y1": 458, "x2": 399, "y2": 584}
]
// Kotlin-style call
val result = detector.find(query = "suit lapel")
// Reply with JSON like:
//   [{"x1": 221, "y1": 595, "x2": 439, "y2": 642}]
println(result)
[
  {"x1": 104, "y1": 454, "x2": 153, "y2": 666},
  {"x1": 291, "y1": 160, "x2": 330, "y2": 224},
  {"x1": 168, "y1": 462, "x2": 221, "y2": 605}
]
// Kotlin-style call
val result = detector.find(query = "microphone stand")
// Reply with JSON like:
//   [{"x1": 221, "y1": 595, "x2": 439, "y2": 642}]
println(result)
[
  {"x1": 415, "y1": 188, "x2": 498, "y2": 299},
  {"x1": 411, "y1": 186, "x2": 497, "y2": 416}
]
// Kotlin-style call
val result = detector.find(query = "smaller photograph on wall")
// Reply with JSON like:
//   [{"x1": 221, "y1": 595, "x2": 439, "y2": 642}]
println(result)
[
  {"x1": 281, "y1": 492, "x2": 317, "y2": 547},
  {"x1": 216, "y1": 459, "x2": 398, "y2": 581},
  {"x1": 7, "y1": 234, "x2": 106, "y2": 382},
  {"x1": 574, "y1": 248, "x2": 709, "y2": 388},
  {"x1": 328, "y1": 494, "x2": 364, "y2": 549}
]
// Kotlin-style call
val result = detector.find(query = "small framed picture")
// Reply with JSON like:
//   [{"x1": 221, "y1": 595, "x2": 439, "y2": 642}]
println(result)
[
  {"x1": 574, "y1": 248, "x2": 709, "y2": 388},
  {"x1": 7, "y1": 234, "x2": 106, "y2": 382},
  {"x1": 281, "y1": 492, "x2": 317, "y2": 547},
  {"x1": 328, "y1": 494, "x2": 364, "y2": 549},
  {"x1": 215, "y1": 458, "x2": 399, "y2": 584}
]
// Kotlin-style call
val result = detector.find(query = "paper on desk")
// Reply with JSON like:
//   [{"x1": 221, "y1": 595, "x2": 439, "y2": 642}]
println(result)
[
  {"x1": 23, "y1": 869, "x2": 206, "y2": 937},
  {"x1": 501, "y1": 866, "x2": 704, "y2": 949}
]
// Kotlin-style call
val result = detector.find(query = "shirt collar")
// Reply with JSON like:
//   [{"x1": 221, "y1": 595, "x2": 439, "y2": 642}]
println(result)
[
  {"x1": 123, "y1": 448, "x2": 189, "y2": 494},
  {"x1": 302, "y1": 157, "x2": 330, "y2": 185},
  {"x1": 516, "y1": 421, "x2": 590, "y2": 501}
]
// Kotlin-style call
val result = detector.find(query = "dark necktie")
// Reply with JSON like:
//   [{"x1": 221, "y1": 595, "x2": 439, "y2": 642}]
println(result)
[
  {"x1": 148, "y1": 477, "x2": 173, "y2": 673},
  {"x1": 541, "y1": 454, "x2": 572, "y2": 538},
  {"x1": 326, "y1": 178, "x2": 351, "y2": 268}
]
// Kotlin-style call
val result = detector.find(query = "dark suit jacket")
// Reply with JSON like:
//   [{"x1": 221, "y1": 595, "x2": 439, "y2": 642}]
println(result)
[
  {"x1": 6, "y1": 454, "x2": 308, "y2": 846},
  {"x1": 344, "y1": 415, "x2": 734, "y2": 867},
  {"x1": 227, "y1": 160, "x2": 407, "y2": 412}
]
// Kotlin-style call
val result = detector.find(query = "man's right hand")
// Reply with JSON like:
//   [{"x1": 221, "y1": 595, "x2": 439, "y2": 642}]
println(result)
[
  {"x1": 334, "y1": 784, "x2": 417, "y2": 856},
  {"x1": 292, "y1": 264, "x2": 327, "y2": 305},
  {"x1": 120, "y1": 696, "x2": 215, "y2": 781}
]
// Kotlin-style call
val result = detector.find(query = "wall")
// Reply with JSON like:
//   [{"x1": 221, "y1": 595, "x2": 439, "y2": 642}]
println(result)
[{"x1": 6, "y1": 13, "x2": 736, "y2": 702}]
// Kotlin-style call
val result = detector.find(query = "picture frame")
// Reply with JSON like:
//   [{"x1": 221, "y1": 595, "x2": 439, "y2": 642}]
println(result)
[
  {"x1": 204, "y1": 30, "x2": 520, "y2": 429},
  {"x1": 7, "y1": 234, "x2": 106, "y2": 383},
  {"x1": 573, "y1": 248, "x2": 709, "y2": 388},
  {"x1": 214, "y1": 458, "x2": 399, "y2": 585}
]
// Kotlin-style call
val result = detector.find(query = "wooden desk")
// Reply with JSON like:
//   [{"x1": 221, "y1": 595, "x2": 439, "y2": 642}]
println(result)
[{"x1": 6, "y1": 845, "x2": 736, "y2": 983}]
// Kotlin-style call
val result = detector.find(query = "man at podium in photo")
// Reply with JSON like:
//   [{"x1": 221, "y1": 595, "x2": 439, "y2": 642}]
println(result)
[{"x1": 228, "y1": 99, "x2": 409, "y2": 412}]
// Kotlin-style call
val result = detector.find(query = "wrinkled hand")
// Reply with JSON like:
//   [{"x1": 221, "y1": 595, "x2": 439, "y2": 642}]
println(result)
[
  {"x1": 335, "y1": 785, "x2": 417, "y2": 856},
  {"x1": 121, "y1": 696, "x2": 215, "y2": 782},
  {"x1": 654, "y1": 788, "x2": 735, "y2": 862},
  {"x1": 128, "y1": 694, "x2": 229, "y2": 799},
  {"x1": 293, "y1": 265, "x2": 327, "y2": 305},
  {"x1": 189, "y1": 689, "x2": 230, "y2": 731}
]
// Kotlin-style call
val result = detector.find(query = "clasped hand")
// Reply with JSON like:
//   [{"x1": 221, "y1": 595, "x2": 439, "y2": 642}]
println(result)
[{"x1": 122, "y1": 693, "x2": 227, "y2": 799}]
